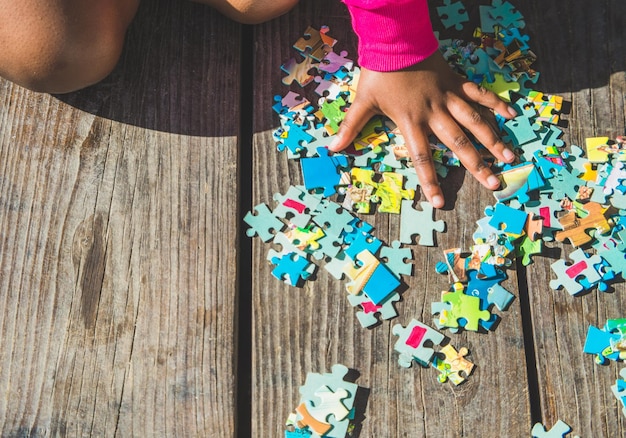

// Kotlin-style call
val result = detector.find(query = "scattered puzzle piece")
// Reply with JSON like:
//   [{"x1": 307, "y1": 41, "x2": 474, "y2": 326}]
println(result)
[{"x1": 392, "y1": 319, "x2": 445, "y2": 367}]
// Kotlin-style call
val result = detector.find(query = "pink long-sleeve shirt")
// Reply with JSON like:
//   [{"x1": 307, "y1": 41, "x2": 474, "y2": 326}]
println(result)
[{"x1": 343, "y1": 0, "x2": 439, "y2": 72}]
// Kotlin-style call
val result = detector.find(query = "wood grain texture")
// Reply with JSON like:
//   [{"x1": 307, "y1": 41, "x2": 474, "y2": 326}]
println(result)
[
  {"x1": 251, "y1": 2, "x2": 531, "y2": 436},
  {"x1": 524, "y1": 2, "x2": 626, "y2": 436},
  {"x1": 0, "y1": 1, "x2": 241, "y2": 436}
]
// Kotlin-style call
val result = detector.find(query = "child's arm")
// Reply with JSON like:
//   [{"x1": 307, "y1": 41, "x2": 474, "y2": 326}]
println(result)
[{"x1": 329, "y1": 0, "x2": 517, "y2": 209}]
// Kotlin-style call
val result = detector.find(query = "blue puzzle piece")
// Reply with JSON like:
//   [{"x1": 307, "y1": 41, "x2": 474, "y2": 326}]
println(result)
[
  {"x1": 583, "y1": 325, "x2": 622, "y2": 365},
  {"x1": 485, "y1": 203, "x2": 529, "y2": 236},
  {"x1": 301, "y1": 147, "x2": 349, "y2": 197},
  {"x1": 271, "y1": 252, "x2": 315, "y2": 287},
  {"x1": 363, "y1": 263, "x2": 401, "y2": 305}
]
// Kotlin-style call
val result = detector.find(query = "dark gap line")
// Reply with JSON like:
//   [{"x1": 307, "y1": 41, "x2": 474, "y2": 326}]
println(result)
[
  {"x1": 236, "y1": 23, "x2": 254, "y2": 438},
  {"x1": 515, "y1": 258, "x2": 543, "y2": 426}
]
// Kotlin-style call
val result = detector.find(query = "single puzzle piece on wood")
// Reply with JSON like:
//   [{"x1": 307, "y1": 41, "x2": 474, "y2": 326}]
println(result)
[
  {"x1": 399, "y1": 200, "x2": 446, "y2": 246},
  {"x1": 432, "y1": 344, "x2": 475, "y2": 385},
  {"x1": 531, "y1": 420, "x2": 579, "y2": 438},
  {"x1": 392, "y1": 319, "x2": 445, "y2": 367}
]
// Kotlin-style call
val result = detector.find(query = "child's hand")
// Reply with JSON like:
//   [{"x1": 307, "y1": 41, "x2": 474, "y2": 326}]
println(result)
[{"x1": 328, "y1": 50, "x2": 518, "y2": 209}]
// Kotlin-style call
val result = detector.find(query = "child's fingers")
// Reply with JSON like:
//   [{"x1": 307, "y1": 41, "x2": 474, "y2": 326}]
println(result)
[
  {"x1": 461, "y1": 81, "x2": 518, "y2": 119},
  {"x1": 429, "y1": 114, "x2": 501, "y2": 191},
  {"x1": 400, "y1": 123, "x2": 445, "y2": 209},
  {"x1": 447, "y1": 96, "x2": 516, "y2": 163},
  {"x1": 328, "y1": 100, "x2": 377, "y2": 152}
]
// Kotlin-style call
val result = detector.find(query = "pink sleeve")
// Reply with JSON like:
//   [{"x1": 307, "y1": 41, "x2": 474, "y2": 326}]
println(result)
[{"x1": 343, "y1": 0, "x2": 439, "y2": 72}]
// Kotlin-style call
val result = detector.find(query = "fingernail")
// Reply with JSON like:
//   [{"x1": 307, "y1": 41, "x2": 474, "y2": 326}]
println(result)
[
  {"x1": 503, "y1": 148, "x2": 515, "y2": 162},
  {"x1": 431, "y1": 195, "x2": 444, "y2": 208},
  {"x1": 487, "y1": 175, "x2": 501, "y2": 188},
  {"x1": 507, "y1": 106, "x2": 518, "y2": 117},
  {"x1": 329, "y1": 135, "x2": 341, "y2": 151}
]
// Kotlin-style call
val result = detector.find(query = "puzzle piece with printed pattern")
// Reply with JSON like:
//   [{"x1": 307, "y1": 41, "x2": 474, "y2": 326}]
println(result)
[
  {"x1": 554, "y1": 201, "x2": 613, "y2": 247},
  {"x1": 432, "y1": 344, "x2": 475, "y2": 385},
  {"x1": 275, "y1": 118, "x2": 315, "y2": 155},
  {"x1": 281, "y1": 56, "x2": 316, "y2": 87},
  {"x1": 343, "y1": 249, "x2": 400, "y2": 305},
  {"x1": 550, "y1": 248, "x2": 603, "y2": 295},
  {"x1": 485, "y1": 202, "x2": 528, "y2": 237},
  {"x1": 392, "y1": 319, "x2": 445, "y2": 367},
  {"x1": 319, "y1": 50, "x2": 353, "y2": 75},
  {"x1": 371, "y1": 172, "x2": 415, "y2": 214},
  {"x1": 316, "y1": 96, "x2": 347, "y2": 135},
  {"x1": 293, "y1": 25, "x2": 337, "y2": 61},
  {"x1": 347, "y1": 291, "x2": 400, "y2": 328},
  {"x1": 434, "y1": 282, "x2": 492, "y2": 332}
]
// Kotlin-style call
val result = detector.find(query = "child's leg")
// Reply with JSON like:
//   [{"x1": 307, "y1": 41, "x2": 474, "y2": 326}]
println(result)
[
  {"x1": 0, "y1": 0, "x2": 140, "y2": 93},
  {"x1": 195, "y1": 0, "x2": 299, "y2": 24}
]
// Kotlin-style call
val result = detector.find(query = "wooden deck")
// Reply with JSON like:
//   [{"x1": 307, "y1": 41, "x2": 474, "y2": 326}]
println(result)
[{"x1": 0, "y1": 0, "x2": 625, "y2": 436}]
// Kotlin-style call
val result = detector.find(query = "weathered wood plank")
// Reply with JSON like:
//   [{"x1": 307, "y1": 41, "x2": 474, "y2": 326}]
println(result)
[
  {"x1": 0, "y1": 1, "x2": 240, "y2": 436},
  {"x1": 251, "y1": 2, "x2": 531, "y2": 436},
  {"x1": 524, "y1": 1, "x2": 626, "y2": 435}
]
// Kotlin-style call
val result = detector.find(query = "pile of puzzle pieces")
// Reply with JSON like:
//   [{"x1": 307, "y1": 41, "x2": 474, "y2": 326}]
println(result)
[
  {"x1": 247, "y1": 1, "x2": 626, "y2": 435},
  {"x1": 433, "y1": 0, "x2": 626, "y2": 300},
  {"x1": 249, "y1": 24, "x2": 452, "y2": 329},
  {"x1": 584, "y1": 318, "x2": 626, "y2": 365},
  {"x1": 284, "y1": 364, "x2": 359, "y2": 437}
]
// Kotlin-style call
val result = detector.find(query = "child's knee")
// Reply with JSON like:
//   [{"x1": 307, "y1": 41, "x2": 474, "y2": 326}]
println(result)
[
  {"x1": 0, "y1": 0, "x2": 138, "y2": 94},
  {"x1": 199, "y1": 0, "x2": 300, "y2": 24}
]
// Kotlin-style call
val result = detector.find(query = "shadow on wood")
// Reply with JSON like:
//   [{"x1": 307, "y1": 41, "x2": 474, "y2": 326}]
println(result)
[{"x1": 56, "y1": 0, "x2": 242, "y2": 137}]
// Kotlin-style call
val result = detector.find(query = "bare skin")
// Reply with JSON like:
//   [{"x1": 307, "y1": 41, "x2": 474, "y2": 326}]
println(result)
[
  {"x1": 0, "y1": 0, "x2": 296, "y2": 93},
  {"x1": 328, "y1": 51, "x2": 518, "y2": 209}
]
